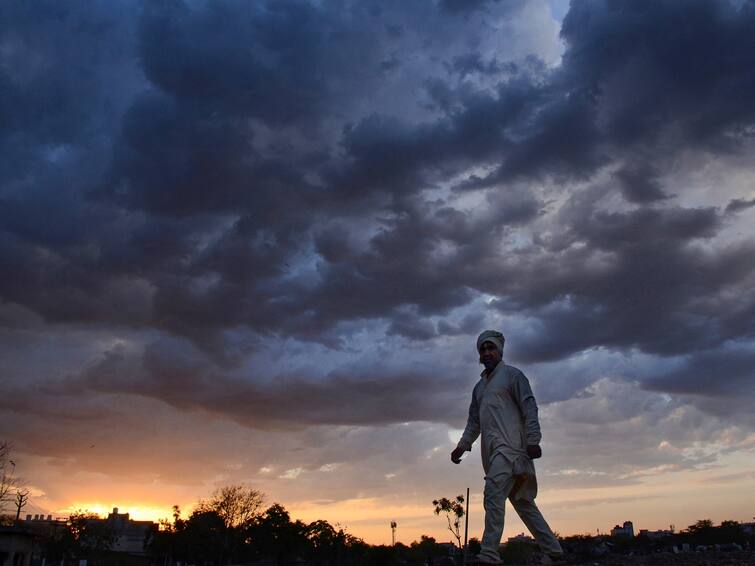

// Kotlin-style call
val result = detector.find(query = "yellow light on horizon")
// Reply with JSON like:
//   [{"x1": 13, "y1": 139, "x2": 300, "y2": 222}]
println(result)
[{"x1": 60, "y1": 502, "x2": 179, "y2": 523}]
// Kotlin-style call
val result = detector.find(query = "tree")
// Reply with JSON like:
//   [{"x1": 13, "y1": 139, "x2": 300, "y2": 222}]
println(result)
[
  {"x1": 305, "y1": 519, "x2": 346, "y2": 565},
  {"x1": 182, "y1": 510, "x2": 228, "y2": 564},
  {"x1": 0, "y1": 441, "x2": 20, "y2": 513},
  {"x1": 432, "y1": 494, "x2": 465, "y2": 551},
  {"x1": 70, "y1": 511, "x2": 117, "y2": 555},
  {"x1": 41, "y1": 511, "x2": 116, "y2": 563},
  {"x1": 14, "y1": 489, "x2": 29, "y2": 522},
  {"x1": 246, "y1": 504, "x2": 308, "y2": 565},
  {"x1": 718, "y1": 519, "x2": 744, "y2": 544},
  {"x1": 194, "y1": 485, "x2": 264, "y2": 564},
  {"x1": 144, "y1": 505, "x2": 185, "y2": 564},
  {"x1": 409, "y1": 535, "x2": 445, "y2": 565},
  {"x1": 687, "y1": 518, "x2": 713, "y2": 532},
  {"x1": 685, "y1": 518, "x2": 715, "y2": 545},
  {"x1": 195, "y1": 484, "x2": 265, "y2": 529}
]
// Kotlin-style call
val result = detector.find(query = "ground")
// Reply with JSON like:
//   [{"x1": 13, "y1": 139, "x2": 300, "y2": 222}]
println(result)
[{"x1": 551, "y1": 550, "x2": 755, "y2": 565}]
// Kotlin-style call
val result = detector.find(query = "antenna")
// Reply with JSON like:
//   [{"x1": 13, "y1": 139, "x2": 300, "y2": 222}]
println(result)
[{"x1": 390, "y1": 520, "x2": 397, "y2": 546}]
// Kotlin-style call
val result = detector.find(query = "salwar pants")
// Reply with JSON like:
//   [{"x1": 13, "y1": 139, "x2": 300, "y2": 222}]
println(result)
[{"x1": 479, "y1": 454, "x2": 562, "y2": 562}]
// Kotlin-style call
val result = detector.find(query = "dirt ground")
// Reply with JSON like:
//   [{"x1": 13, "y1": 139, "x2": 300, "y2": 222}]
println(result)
[{"x1": 561, "y1": 550, "x2": 755, "y2": 565}]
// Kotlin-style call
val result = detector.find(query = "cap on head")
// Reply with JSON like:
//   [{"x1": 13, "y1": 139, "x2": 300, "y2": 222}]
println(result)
[{"x1": 477, "y1": 330, "x2": 505, "y2": 354}]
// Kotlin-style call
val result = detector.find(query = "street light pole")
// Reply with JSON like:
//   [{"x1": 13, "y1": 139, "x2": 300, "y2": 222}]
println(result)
[{"x1": 464, "y1": 487, "x2": 470, "y2": 561}]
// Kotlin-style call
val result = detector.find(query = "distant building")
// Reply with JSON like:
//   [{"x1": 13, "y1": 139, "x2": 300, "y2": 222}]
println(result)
[
  {"x1": 105, "y1": 507, "x2": 155, "y2": 555},
  {"x1": 20, "y1": 514, "x2": 68, "y2": 537},
  {"x1": 20, "y1": 507, "x2": 156, "y2": 557},
  {"x1": 610, "y1": 521, "x2": 634, "y2": 538},
  {"x1": 638, "y1": 528, "x2": 673, "y2": 539}
]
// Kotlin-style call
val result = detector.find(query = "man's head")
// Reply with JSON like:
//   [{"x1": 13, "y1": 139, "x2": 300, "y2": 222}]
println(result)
[{"x1": 477, "y1": 330, "x2": 504, "y2": 371}]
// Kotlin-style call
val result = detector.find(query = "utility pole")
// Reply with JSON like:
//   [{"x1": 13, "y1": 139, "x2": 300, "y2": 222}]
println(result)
[
  {"x1": 14, "y1": 489, "x2": 29, "y2": 524},
  {"x1": 464, "y1": 487, "x2": 470, "y2": 564},
  {"x1": 463, "y1": 487, "x2": 469, "y2": 548},
  {"x1": 390, "y1": 521, "x2": 397, "y2": 546}
]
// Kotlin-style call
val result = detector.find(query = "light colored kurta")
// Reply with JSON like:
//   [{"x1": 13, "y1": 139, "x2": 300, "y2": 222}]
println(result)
[
  {"x1": 456, "y1": 362, "x2": 541, "y2": 500},
  {"x1": 457, "y1": 361, "x2": 562, "y2": 560}
]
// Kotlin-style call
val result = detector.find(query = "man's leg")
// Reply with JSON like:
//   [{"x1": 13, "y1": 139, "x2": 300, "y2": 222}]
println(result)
[
  {"x1": 509, "y1": 497, "x2": 562, "y2": 556},
  {"x1": 478, "y1": 455, "x2": 516, "y2": 563}
]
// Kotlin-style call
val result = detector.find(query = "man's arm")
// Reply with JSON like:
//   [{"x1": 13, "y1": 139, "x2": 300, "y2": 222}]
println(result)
[
  {"x1": 452, "y1": 385, "x2": 480, "y2": 464},
  {"x1": 513, "y1": 370, "x2": 542, "y2": 457}
]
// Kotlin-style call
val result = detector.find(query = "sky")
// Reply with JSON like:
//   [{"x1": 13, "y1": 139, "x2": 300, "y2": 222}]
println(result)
[{"x1": 1, "y1": 0, "x2": 755, "y2": 545}]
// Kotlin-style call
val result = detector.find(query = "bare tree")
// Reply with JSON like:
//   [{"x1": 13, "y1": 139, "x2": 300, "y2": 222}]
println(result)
[
  {"x1": 195, "y1": 484, "x2": 265, "y2": 529},
  {"x1": 15, "y1": 489, "x2": 30, "y2": 522},
  {"x1": 0, "y1": 441, "x2": 20, "y2": 513}
]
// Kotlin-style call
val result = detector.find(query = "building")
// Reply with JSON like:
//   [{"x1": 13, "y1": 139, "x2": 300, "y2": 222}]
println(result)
[
  {"x1": 0, "y1": 527, "x2": 36, "y2": 566},
  {"x1": 19, "y1": 514, "x2": 67, "y2": 541},
  {"x1": 638, "y1": 528, "x2": 673, "y2": 539},
  {"x1": 610, "y1": 521, "x2": 634, "y2": 538},
  {"x1": 20, "y1": 507, "x2": 156, "y2": 561},
  {"x1": 104, "y1": 508, "x2": 155, "y2": 555}
]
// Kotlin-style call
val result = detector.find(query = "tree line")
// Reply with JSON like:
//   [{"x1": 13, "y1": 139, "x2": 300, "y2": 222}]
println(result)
[
  {"x1": 145, "y1": 485, "x2": 462, "y2": 566},
  {"x1": 19, "y1": 485, "x2": 461, "y2": 566}
]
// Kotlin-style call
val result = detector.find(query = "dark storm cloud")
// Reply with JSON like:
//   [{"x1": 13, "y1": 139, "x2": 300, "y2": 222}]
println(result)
[
  {"x1": 2, "y1": 0, "x2": 755, "y2": 431},
  {"x1": 387, "y1": 308, "x2": 438, "y2": 340},
  {"x1": 448, "y1": 53, "x2": 510, "y2": 79},
  {"x1": 613, "y1": 164, "x2": 669, "y2": 204},
  {"x1": 643, "y1": 344, "x2": 755, "y2": 398},
  {"x1": 53, "y1": 338, "x2": 467, "y2": 429},
  {"x1": 0, "y1": 2, "x2": 139, "y2": 144},
  {"x1": 490, "y1": 198, "x2": 755, "y2": 362},
  {"x1": 136, "y1": 1, "x2": 387, "y2": 129},
  {"x1": 560, "y1": 1, "x2": 755, "y2": 148},
  {"x1": 447, "y1": 0, "x2": 755, "y2": 187},
  {"x1": 725, "y1": 197, "x2": 755, "y2": 213},
  {"x1": 439, "y1": 0, "x2": 525, "y2": 15}
]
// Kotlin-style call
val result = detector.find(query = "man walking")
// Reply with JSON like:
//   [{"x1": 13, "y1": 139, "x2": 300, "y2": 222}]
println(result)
[{"x1": 451, "y1": 330, "x2": 563, "y2": 565}]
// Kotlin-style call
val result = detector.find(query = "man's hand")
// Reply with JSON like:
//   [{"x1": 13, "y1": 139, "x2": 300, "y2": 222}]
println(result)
[
  {"x1": 527, "y1": 444, "x2": 542, "y2": 459},
  {"x1": 451, "y1": 446, "x2": 466, "y2": 464}
]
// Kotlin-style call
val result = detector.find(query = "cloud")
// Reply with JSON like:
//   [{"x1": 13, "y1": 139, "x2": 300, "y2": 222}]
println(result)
[
  {"x1": 439, "y1": 0, "x2": 525, "y2": 15},
  {"x1": 3, "y1": 0, "x2": 754, "y2": 360},
  {"x1": 725, "y1": 197, "x2": 755, "y2": 213},
  {"x1": 537, "y1": 377, "x2": 753, "y2": 486},
  {"x1": 643, "y1": 343, "x2": 755, "y2": 406},
  {"x1": 613, "y1": 164, "x2": 670, "y2": 204},
  {"x1": 45, "y1": 335, "x2": 470, "y2": 429},
  {"x1": 0, "y1": 0, "x2": 753, "y2": 424},
  {"x1": 2, "y1": 2, "x2": 755, "y2": 533}
]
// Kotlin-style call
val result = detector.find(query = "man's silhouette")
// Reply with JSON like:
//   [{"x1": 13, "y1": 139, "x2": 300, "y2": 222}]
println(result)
[{"x1": 452, "y1": 330, "x2": 563, "y2": 564}]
